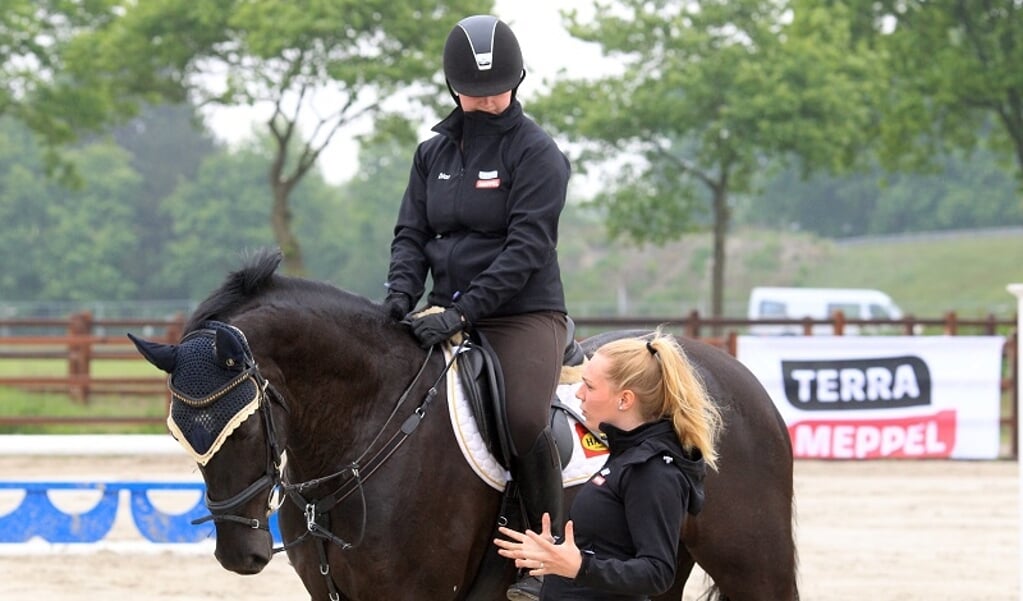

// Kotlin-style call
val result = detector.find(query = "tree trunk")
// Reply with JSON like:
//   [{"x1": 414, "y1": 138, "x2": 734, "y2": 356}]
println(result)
[
  {"x1": 710, "y1": 181, "x2": 731, "y2": 321},
  {"x1": 270, "y1": 177, "x2": 306, "y2": 277}
]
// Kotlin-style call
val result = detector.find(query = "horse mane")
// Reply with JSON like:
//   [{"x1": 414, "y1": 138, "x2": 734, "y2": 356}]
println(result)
[{"x1": 184, "y1": 248, "x2": 379, "y2": 334}]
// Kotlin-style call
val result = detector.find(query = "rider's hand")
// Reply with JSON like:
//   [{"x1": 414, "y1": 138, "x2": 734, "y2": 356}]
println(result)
[{"x1": 407, "y1": 307, "x2": 465, "y2": 348}]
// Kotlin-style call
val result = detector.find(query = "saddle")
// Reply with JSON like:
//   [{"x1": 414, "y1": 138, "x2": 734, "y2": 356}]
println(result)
[
  {"x1": 455, "y1": 316, "x2": 592, "y2": 471},
  {"x1": 453, "y1": 317, "x2": 601, "y2": 601}
]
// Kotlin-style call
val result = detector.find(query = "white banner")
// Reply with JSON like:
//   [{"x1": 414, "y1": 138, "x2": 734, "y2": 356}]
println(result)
[{"x1": 736, "y1": 336, "x2": 1005, "y2": 460}]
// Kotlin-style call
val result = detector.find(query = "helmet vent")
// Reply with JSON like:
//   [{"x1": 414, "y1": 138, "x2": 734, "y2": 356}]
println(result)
[{"x1": 458, "y1": 20, "x2": 497, "y2": 71}]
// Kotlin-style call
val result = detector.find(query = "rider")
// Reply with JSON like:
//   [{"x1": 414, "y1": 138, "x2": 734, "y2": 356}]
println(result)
[{"x1": 382, "y1": 14, "x2": 571, "y2": 601}]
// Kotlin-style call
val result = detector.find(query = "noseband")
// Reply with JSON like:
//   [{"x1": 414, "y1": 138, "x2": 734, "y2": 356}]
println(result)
[{"x1": 190, "y1": 375, "x2": 288, "y2": 531}]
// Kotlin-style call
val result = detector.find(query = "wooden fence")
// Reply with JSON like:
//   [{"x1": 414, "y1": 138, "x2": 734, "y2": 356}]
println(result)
[
  {"x1": 0, "y1": 310, "x2": 1017, "y2": 454},
  {"x1": 0, "y1": 312, "x2": 184, "y2": 414}
]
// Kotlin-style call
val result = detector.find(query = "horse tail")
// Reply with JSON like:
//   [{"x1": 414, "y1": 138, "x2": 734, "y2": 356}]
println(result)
[{"x1": 185, "y1": 248, "x2": 284, "y2": 333}]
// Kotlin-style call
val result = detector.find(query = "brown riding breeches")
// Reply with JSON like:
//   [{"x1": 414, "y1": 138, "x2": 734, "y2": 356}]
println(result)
[{"x1": 473, "y1": 311, "x2": 568, "y2": 457}]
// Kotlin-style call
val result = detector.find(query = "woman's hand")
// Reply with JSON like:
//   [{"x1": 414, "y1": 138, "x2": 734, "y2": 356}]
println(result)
[{"x1": 493, "y1": 513, "x2": 582, "y2": 579}]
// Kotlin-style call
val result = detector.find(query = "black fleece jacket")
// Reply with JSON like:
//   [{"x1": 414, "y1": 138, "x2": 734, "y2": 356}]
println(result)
[
  {"x1": 386, "y1": 101, "x2": 569, "y2": 324},
  {"x1": 542, "y1": 420, "x2": 707, "y2": 601}
]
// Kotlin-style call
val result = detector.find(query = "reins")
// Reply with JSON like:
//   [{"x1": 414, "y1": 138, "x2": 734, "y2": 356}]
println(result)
[{"x1": 269, "y1": 340, "x2": 466, "y2": 601}]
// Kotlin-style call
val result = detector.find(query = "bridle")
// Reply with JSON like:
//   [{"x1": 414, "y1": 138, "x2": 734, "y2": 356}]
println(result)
[
  {"x1": 189, "y1": 373, "x2": 288, "y2": 532},
  {"x1": 188, "y1": 338, "x2": 465, "y2": 601}
]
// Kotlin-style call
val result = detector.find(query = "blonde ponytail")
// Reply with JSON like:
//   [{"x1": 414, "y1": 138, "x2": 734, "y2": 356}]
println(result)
[{"x1": 595, "y1": 329, "x2": 721, "y2": 470}]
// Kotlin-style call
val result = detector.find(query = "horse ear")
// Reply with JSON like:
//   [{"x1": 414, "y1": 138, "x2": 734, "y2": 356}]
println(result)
[
  {"x1": 127, "y1": 333, "x2": 178, "y2": 373},
  {"x1": 214, "y1": 327, "x2": 247, "y2": 370}
]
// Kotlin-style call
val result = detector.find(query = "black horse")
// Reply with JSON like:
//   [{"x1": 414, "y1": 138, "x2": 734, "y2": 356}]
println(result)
[{"x1": 130, "y1": 249, "x2": 797, "y2": 600}]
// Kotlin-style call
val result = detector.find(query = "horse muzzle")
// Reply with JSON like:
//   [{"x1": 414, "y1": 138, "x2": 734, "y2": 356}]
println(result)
[{"x1": 214, "y1": 523, "x2": 274, "y2": 574}]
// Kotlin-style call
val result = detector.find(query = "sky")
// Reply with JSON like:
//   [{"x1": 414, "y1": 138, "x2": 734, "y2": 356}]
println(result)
[{"x1": 202, "y1": 0, "x2": 616, "y2": 185}]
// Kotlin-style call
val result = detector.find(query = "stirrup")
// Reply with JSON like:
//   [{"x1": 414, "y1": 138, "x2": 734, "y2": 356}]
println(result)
[{"x1": 506, "y1": 575, "x2": 542, "y2": 601}]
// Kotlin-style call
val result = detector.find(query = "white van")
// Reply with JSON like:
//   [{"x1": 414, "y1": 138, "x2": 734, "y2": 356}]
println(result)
[{"x1": 747, "y1": 287, "x2": 907, "y2": 335}]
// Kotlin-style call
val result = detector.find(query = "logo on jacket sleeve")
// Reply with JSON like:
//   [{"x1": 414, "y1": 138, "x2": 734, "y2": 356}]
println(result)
[{"x1": 475, "y1": 170, "x2": 501, "y2": 189}]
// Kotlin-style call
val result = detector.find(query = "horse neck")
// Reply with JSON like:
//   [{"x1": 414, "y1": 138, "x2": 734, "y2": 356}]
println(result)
[{"x1": 270, "y1": 323, "x2": 440, "y2": 479}]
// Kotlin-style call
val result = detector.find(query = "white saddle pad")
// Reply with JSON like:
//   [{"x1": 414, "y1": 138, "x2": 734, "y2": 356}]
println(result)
[{"x1": 445, "y1": 347, "x2": 609, "y2": 491}]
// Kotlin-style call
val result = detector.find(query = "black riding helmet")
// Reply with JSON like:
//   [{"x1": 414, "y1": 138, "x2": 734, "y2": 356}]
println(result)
[{"x1": 443, "y1": 15, "x2": 525, "y2": 100}]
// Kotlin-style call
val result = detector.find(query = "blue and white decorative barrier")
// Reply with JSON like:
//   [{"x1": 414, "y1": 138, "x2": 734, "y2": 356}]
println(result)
[
  {"x1": 0, "y1": 481, "x2": 282, "y2": 544},
  {"x1": 0, "y1": 435, "x2": 281, "y2": 552}
]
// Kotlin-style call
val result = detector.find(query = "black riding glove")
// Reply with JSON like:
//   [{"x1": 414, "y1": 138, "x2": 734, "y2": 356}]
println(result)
[
  {"x1": 408, "y1": 308, "x2": 465, "y2": 348},
  {"x1": 382, "y1": 292, "x2": 412, "y2": 321}
]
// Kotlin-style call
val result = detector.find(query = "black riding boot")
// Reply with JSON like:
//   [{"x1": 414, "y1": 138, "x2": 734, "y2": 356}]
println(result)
[{"x1": 507, "y1": 428, "x2": 563, "y2": 601}]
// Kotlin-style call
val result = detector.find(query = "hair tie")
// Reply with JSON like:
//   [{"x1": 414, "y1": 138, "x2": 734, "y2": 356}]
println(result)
[{"x1": 646, "y1": 340, "x2": 658, "y2": 356}]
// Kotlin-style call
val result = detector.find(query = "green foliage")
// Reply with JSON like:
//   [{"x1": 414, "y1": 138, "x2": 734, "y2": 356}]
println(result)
[
  {"x1": 0, "y1": 0, "x2": 120, "y2": 134},
  {"x1": 2, "y1": 0, "x2": 1020, "y2": 324},
  {"x1": 861, "y1": 1, "x2": 1023, "y2": 179},
  {"x1": 110, "y1": 104, "x2": 220, "y2": 296},
  {"x1": 158, "y1": 135, "x2": 344, "y2": 299},
  {"x1": 310, "y1": 117, "x2": 418, "y2": 299},
  {"x1": 158, "y1": 149, "x2": 277, "y2": 299},
  {"x1": 0, "y1": 119, "x2": 52, "y2": 297},
  {"x1": 39, "y1": 143, "x2": 141, "y2": 300},
  {"x1": 533, "y1": 0, "x2": 881, "y2": 315},
  {"x1": 0, "y1": 118, "x2": 141, "y2": 300},
  {"x1": 739, "y1": 144, "x2": 1023, "y2": 237},
  {"x1": 55, "y1": 0, "x2": 494, "y2": 273}
]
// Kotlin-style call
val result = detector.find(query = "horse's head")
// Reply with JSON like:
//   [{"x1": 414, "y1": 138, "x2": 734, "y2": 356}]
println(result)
[{"x1": 129, "y1": 321, "x2": 287, "y2": 574}]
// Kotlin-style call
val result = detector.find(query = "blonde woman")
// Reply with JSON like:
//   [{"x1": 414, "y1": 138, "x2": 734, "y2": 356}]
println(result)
[{"x1": 494, "y1": 330, "x2": 721, "y2": 600}]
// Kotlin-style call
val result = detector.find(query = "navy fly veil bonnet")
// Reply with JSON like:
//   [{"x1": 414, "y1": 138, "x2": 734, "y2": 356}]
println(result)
[{"x1": 166, "y1": 321, "x2": 262, "y2": 465}]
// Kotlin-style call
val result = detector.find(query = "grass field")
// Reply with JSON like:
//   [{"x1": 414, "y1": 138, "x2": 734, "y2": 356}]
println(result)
[
  {"x1": 565, "y1": 226, "x2": 1023, "y2": 318},
  {"x1": 799, "y1": 229, "x2": 1023, "y2": 318},
  {"x1": 0, "y1": 358, "x2": 166, "y2": 434},
  {"x1": 0, "y1": 357, "x2": 160, "y2": 377}
]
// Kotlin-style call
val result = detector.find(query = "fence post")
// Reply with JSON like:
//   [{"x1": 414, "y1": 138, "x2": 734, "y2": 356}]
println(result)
[
  {"x1": 67, "y1": 311, "x2": 93, "y2": 403},
  {"x1": 163, "y1": 314, "x2": 187, "y2": 408},
  {"x1": 165, "y1": 313, "x2": 185, "y2": 344},
  {"x1": 1006, "y1": 283, "x2": 1023, "y2": 601},
  {"x1": 685, "y1": 309, "x2": 701, "y2": 339},
  {"x1": 832, "y1": 310, "x2": 846, "y2": 335},
  {"x1": 943, "y1": 311, "x2": 958, "y2": 335}
]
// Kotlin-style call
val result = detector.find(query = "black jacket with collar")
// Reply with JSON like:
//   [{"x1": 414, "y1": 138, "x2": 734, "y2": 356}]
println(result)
[
  {"x1": 386, "y1": 101, "x2": 569, "y2": 323},
  {"x1": 542, "y1": 419, "x2": 707, "y2": 601}
]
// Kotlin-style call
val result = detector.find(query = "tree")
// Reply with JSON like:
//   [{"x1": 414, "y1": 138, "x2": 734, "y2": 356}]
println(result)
[
  {"x1": 159, "y1": 139, "x2": 338, "y2": 300},
  {"x1": 111, "y1": 103, "x2": 219, "y2": 296},
  {"x1": 63, "y1": 0, "x2": 493, "y2": 275},
  {"x1": 38, "y1": 143, "x2": 142, "y2": 300},
  {"x1": 862, "y1": 1, "x2": 1023, "y2": 182},
  {"x1": 0, "y1": 118, "x2": 56, "y2": 298},
  {"x1": 309, "y1": 116, "x2": 419, "y2": 299},
  {"x1": 0, "y1": 0, "x2": 120, "y2": 177},
  {"x1": 739, "y1": 144, "x2": 1023, "y2": 237},
  {"x1": 532, "y1": 0, "x2": 880, "y2": 316},
  {"x1": 0, "y1": 118, "x2": 141, "y2": 300}
]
